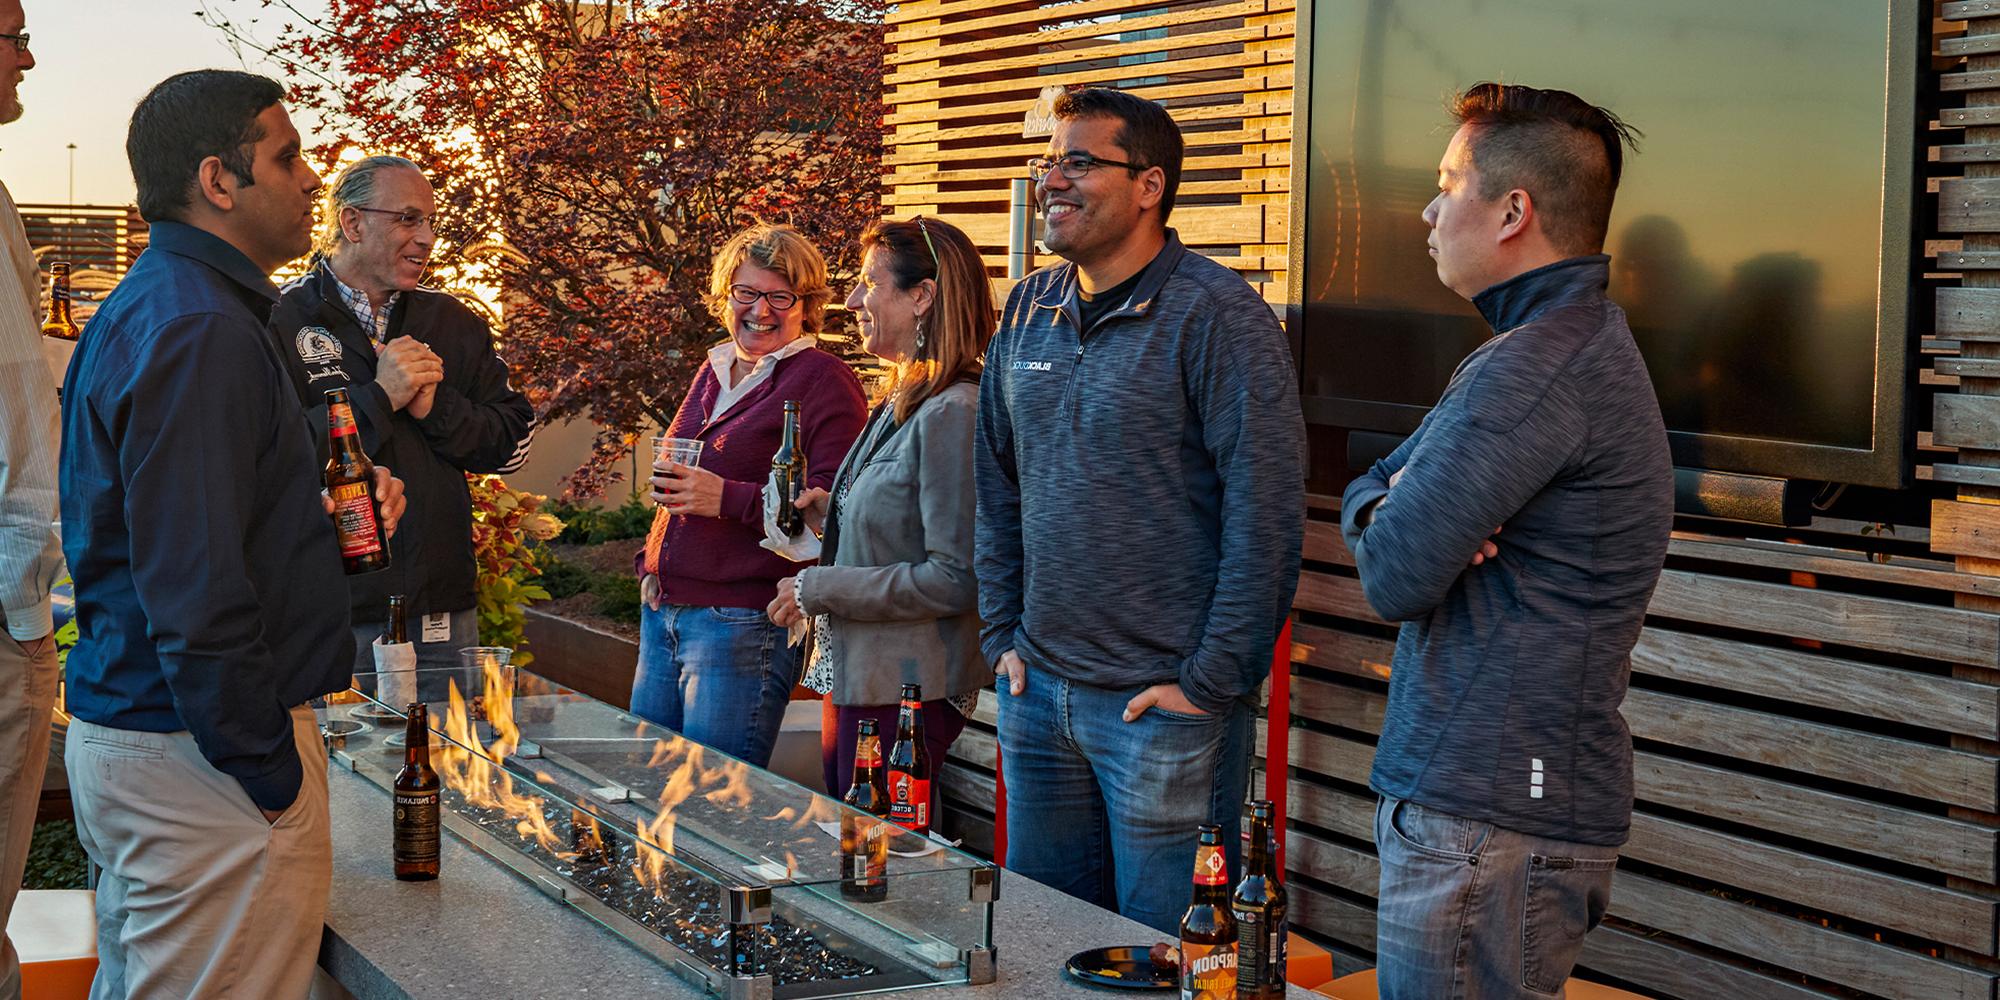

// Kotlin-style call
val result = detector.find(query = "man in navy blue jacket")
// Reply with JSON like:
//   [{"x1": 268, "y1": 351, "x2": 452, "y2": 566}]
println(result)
[
  {"x1": 60, "y1": 70, "x2": 405, "y2": 1000},
  {"x1": 1341, "y1": 84, "x2": 1672, "y2": 999}
]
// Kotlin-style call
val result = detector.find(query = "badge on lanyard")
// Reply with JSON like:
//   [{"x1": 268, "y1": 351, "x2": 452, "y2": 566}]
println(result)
[{"x1": 421, "y1": 612, "x2": 450, "y2": 644}]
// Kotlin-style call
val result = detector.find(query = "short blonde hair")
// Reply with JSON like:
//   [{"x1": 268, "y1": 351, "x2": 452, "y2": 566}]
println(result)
[{"x1": 706, "y1": 223, "x2": 833, "y2": 335}]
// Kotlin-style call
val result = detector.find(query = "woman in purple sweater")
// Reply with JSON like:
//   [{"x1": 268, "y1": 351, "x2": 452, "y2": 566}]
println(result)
[{"x1": 634, "y1": 223, "x2": 867, "y2": 768}]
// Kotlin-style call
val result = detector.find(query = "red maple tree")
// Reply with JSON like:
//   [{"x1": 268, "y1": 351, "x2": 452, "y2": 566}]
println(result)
[{"x1": 206, "y1": 0, "x2": 886, "y2": 497}]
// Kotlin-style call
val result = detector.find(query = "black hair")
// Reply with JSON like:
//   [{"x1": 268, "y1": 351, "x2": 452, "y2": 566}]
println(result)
[
  {"x1": 1052, "y1": 87, "x2": 1185, "y2": 221},
  {"x1": 127, "y1": 70, "x2": 287, "y2": 223},
  {"x1": 1450, "y1": 82, "x2": 1642, "y2": 254}
]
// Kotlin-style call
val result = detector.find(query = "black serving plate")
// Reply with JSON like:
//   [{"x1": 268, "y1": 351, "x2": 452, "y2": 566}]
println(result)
[{"x1": 1064, "y1": 945, "x2": 1176, "y2": 990}]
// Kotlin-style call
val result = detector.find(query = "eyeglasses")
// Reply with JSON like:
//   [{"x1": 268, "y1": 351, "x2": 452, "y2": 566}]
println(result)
[
  {"x1": 1026, "y1": 152, "x2": 1144, "y2": 183},
  {"x1": 913, "y1": 215, "x2": 940, "y2": 268},
  {"x1": 729, "y1": 285, "x2": 799, "y2": 310},
  {"x1": 351, "y1": 206, "x2": 440, "y2": 231},
  {"x1": 0, "y1": 33, "x2": 29, "y2": 53}
]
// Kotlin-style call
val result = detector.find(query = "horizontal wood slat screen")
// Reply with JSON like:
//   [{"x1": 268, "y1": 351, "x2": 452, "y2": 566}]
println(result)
[{"x1": 883, "y1": 0, "x2": 1294, "y2": 306}]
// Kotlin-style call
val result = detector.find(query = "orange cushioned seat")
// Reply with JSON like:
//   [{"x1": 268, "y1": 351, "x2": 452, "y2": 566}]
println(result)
[{"x1": 9, "y1": 888, "x2": 96, "y2": 1000}]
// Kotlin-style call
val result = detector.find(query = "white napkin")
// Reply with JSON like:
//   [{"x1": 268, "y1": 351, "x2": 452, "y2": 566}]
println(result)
[
  {"x1": 758, "y1": 472, "x2": 821, "y2": 562},
  {"x1": 372, "y1": 636, "x2": 419, "y2": 713}
]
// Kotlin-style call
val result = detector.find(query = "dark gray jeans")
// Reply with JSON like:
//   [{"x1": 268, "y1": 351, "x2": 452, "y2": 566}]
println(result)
[
  {"x1": 1373, "y1": 796, "x2": 1617, "y2": 999},
  {"x1": 351, "y1": 607, "x2": 480, "y2": 705}
]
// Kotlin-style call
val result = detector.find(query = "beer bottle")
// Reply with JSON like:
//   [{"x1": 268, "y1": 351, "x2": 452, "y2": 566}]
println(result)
[
  {"x1": 386, "y1": 594, "x2": 408, "y2": 644},
  {"x1": 393, "y1": 703, "x2": 441, "y2": 881},
  {"x1": 1232, "y1": 801, "x2": 1287, "y2": 997},
  {"x1": 885, "y1": 684, "x2": 931, "y2": 835},
  {"x1": 41, "y1": 260, "x2": 79, "y2": 340},
  {"x1": 771, "y1": 399, "x2": 806, "y2": 537},
  {"x1": 325, "y1": 387, "x2": 391, "y2": 575},
  {"x1": 840, "y1": 719, "x2": 890, "y2": 902},
  {"x1": 1180, "y1": 824, "x2": 1238, "y2": 999}
]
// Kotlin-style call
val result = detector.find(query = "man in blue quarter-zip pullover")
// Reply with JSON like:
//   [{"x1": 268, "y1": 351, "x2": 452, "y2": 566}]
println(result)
[
  {"x1": 60, "y1": 71, "x2": 405, "y2": 1000},
  {"x1": 974, "y1": 87, "x2": 1304, "y2": 935},
  {"x1": 1341, "y1": 84, "x2": 1672, "y2": 1000}
]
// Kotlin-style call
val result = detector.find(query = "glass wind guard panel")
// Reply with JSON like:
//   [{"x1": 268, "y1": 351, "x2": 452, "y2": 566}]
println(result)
[{"x1": 326, "y1": 666, "x2": 996, "y2": 999}]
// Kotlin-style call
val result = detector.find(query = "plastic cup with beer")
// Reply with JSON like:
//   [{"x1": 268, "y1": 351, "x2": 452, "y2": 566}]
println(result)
[{"x1": 653, "y1": 435, "x2": 704, "y2": 471}]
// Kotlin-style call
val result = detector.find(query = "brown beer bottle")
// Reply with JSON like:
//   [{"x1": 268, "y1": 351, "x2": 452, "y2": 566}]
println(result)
[
  {"x1": 41, "y1": 260, "x2": 79, "y2": 340},
  {"x1": 393, "y1": 703, "x2": 441, "y2": 881},
  {"x1": 1180, "y1": 824, "x2": 1238, "y2": 999},
  {"x1": 324, "y1": 387, "x2": 391, "y2": 575},
  {"x1": 1232, "y1": 801, "x2": 1287, "y2": 997},
  {"x1": 386, "y1": 594, "x2": 408, "y2": 644},
  {"x1": 840, "y1": 719, "x2": 890, "y2": 901},
  {"x1": 771, "y1": 399, "x2": 806, "y2": 537},
  {"x1": 885, "y1": 684, "x2": 931, "y2": 835}
]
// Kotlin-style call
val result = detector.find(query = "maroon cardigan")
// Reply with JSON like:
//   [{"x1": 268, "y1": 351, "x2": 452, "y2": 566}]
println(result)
[{"x1": 636, "y1": 346, "x2": 867, "y2": 609}]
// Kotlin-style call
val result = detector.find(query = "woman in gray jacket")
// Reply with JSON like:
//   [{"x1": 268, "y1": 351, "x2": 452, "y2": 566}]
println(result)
[{"x1": 766, "y1": 217, "x2": 994, "y2": 802}]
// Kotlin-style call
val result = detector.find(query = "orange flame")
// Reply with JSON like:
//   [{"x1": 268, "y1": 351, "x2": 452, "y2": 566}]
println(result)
[{"x1": 433, "y1": 665, "x2": 561, "y2": 853}]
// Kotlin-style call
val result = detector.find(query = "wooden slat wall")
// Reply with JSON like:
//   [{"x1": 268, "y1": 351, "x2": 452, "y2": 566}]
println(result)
[
  {"x1": 914, "y1": 3, "x2": 2000, "y2": 999},
  {"x1": 881, "y1": 0, "x2": 1294, "y2": 305}
]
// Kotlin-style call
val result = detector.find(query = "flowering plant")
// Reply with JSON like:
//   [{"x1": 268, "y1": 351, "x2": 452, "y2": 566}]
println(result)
[{"x1": 468, "y1": 474, "x2": 566, "y2": 665}]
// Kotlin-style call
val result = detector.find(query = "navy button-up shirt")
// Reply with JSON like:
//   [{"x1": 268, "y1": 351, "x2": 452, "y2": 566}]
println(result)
[{"x1": 60, "y1": 221, "x2": 353, "y2": 812}]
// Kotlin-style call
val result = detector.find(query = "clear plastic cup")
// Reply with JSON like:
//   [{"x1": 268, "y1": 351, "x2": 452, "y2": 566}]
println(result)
[
  {"x1": 652, "y1": 435, "x2": 704, "y2": 470},
  {"x1": 458, "y1": 646, "x2": 513, "y2": 722}
]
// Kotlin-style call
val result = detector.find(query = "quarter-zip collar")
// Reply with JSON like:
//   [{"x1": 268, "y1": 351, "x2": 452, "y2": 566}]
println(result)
[
  {"x1": 1471, "y1": 253, "x2": 1611, "y2": 332},
  {"x1": 1031, "y1": 227, "x2": 1190, "y2": 338}
]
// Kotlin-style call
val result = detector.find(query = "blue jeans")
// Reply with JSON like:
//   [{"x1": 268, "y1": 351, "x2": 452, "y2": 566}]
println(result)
[
  {"x1": 352, "y1": 607, "x2": 480, "y2": 705},
  {"x1": 631, "y1": 603, "x2": 798, "y2": 769},
  {"x1": 996, "y1": 665, "x2": 1253, "y2": 935},
  {"x1": 1374, "y1": 796, "x2": 1618, "y2": 1000}
]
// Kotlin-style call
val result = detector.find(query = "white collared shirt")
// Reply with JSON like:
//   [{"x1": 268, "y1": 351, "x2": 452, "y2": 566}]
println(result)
[{"x1": 706, "y1": 335, "x2": 814, "y2": 424}]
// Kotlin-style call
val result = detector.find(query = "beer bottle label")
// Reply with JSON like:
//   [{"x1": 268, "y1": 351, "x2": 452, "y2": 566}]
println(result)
[
  {"x1": 887, "y1": 771, "x2": 929, "y2": 831},
  {"x1": 331, "y1": 481, "x2": 384, "y2": 557},
  {"x1": 1193, "y1": 844, "x2": 1228, "y2": 886},
  {"x1": 1179, "y1": 940, "x2": 1236, "y2": 999},
  {"x1": 394, "y1": 791, "x2": 441, "y2": 863},
  {"x1": 857, "y1": 736, "x2": 881, "y2": 768},
  {"x1": 1268, "y1": 916, "x2": 1287, "y2": 985},
  {"x1": 1237, "y1": 909, "x2": 1265, "y2": 989},
  {"x1": 329, "y1": 405, "x2": 360, "y2": 438}
]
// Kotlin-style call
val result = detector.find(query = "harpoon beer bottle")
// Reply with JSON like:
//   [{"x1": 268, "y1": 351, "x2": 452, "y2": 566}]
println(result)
[
  {"x1": 1232, "y1": 800, "x2": 1287, "y2": 997},
  {"x1": 885, "y1": 684, "x2": 931, "y2": 835},
  {"x1": 1180, "y1": 823, "x2": 1238, "y2": 999},
  {"x1": 840, "y1": 718, "x2": 890, "y2": 901},
  {"x1": 393, "y1": 703, "x2": 441, "y2": 881},
  {"x1": 325, "y1": 387, "x2": 390, "y2": 575}
]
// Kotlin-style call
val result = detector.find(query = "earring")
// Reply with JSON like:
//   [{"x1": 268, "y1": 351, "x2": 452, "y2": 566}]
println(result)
[{"x1": 915, "y1": 316, "x2": 928, "y2": 356}]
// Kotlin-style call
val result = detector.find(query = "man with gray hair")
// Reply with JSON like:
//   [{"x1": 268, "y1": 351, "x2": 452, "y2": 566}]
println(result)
[{"x1": 271, "y1": 155, "x2": 533, "y2": 680}]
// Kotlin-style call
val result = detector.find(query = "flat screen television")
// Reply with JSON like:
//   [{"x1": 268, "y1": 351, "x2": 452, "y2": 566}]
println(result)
[{"x1": 1288, "y1": 0, "x2": 1920, "y2": 488}]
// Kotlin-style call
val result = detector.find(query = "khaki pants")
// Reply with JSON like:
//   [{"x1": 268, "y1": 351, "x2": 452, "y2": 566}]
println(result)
[
  {"x1": 0, "y1": 634, "x2": 57, "y2": 1000},
  {"x1": 67, "y1": 705, "x2": 331, "y2": 1000}
]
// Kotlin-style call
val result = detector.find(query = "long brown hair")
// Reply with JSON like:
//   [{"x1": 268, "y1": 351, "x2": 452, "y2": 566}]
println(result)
[{"x1": 860, "y1": 216, "x2": 994, "y2": 422}]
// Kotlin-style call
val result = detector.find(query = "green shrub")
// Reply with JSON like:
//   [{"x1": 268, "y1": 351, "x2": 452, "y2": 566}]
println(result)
[
  {"x1": 594, "y1": 571, "x2": 643, "y2": 626},
  {"x1": 548, "y1": 493, "x2": 656, "y2": 545},
  {"x1": 536, "y1": 553, "x2": 594, "y2": 600}
]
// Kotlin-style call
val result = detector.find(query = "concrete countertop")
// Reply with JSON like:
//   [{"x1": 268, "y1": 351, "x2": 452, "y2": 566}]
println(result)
[{"x1": 318, "y1": 764, "x2": 1312, "y2": 998}]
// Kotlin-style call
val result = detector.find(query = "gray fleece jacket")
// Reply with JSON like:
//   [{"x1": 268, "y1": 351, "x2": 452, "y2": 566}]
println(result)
[
  {"x1": 975, "y1": 230, "x2": 1305, "y2": 714},
  {"x1": 1342, "y1": 255, "x2": 1673, "y2": 846}
]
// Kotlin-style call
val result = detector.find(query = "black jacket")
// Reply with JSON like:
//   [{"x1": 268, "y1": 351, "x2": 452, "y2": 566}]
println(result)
[{"x1": 269, "y1": 262, "x2": 534, "y2": 622}]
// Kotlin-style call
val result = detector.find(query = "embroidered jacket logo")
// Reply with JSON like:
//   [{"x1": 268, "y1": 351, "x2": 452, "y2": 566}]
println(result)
[
  {"x1": 1011, "y1": 360, "x2": 1052, "y2": 372},
  {"x1": 296, "y1": 326, "x2": 343, "y2": 366}
]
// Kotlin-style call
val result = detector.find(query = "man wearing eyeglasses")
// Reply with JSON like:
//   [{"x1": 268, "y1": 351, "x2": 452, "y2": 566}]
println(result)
[
  {"x1": 270, "y1": 155, "x2": 533, "y2": 682},
  {"x1": 974, "y1": 87, "x2": 1304, "y2": 934},
  {"x1": 0, "y1": 6, "x2": 53, "y2": 999}
]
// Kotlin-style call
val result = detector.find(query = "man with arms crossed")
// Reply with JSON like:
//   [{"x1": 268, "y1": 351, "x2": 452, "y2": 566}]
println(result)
[
  {"x1": 1341, "y1": 83, "x2": 1672, "y2": 998},
  {"x1": 975, "y1": 87, "x2": 1304, "y2": 934},
  {"x1": 0, "y1": 8, "x2": 51, "y2": 998},
  {"x1": 60, "y1": 70, "x2": 405, "y2": 999}
]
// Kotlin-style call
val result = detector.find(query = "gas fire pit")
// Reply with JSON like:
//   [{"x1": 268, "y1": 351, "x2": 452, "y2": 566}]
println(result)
[{"x1": 321, "y1": 666, "x2": 998, "y2": 1000}]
